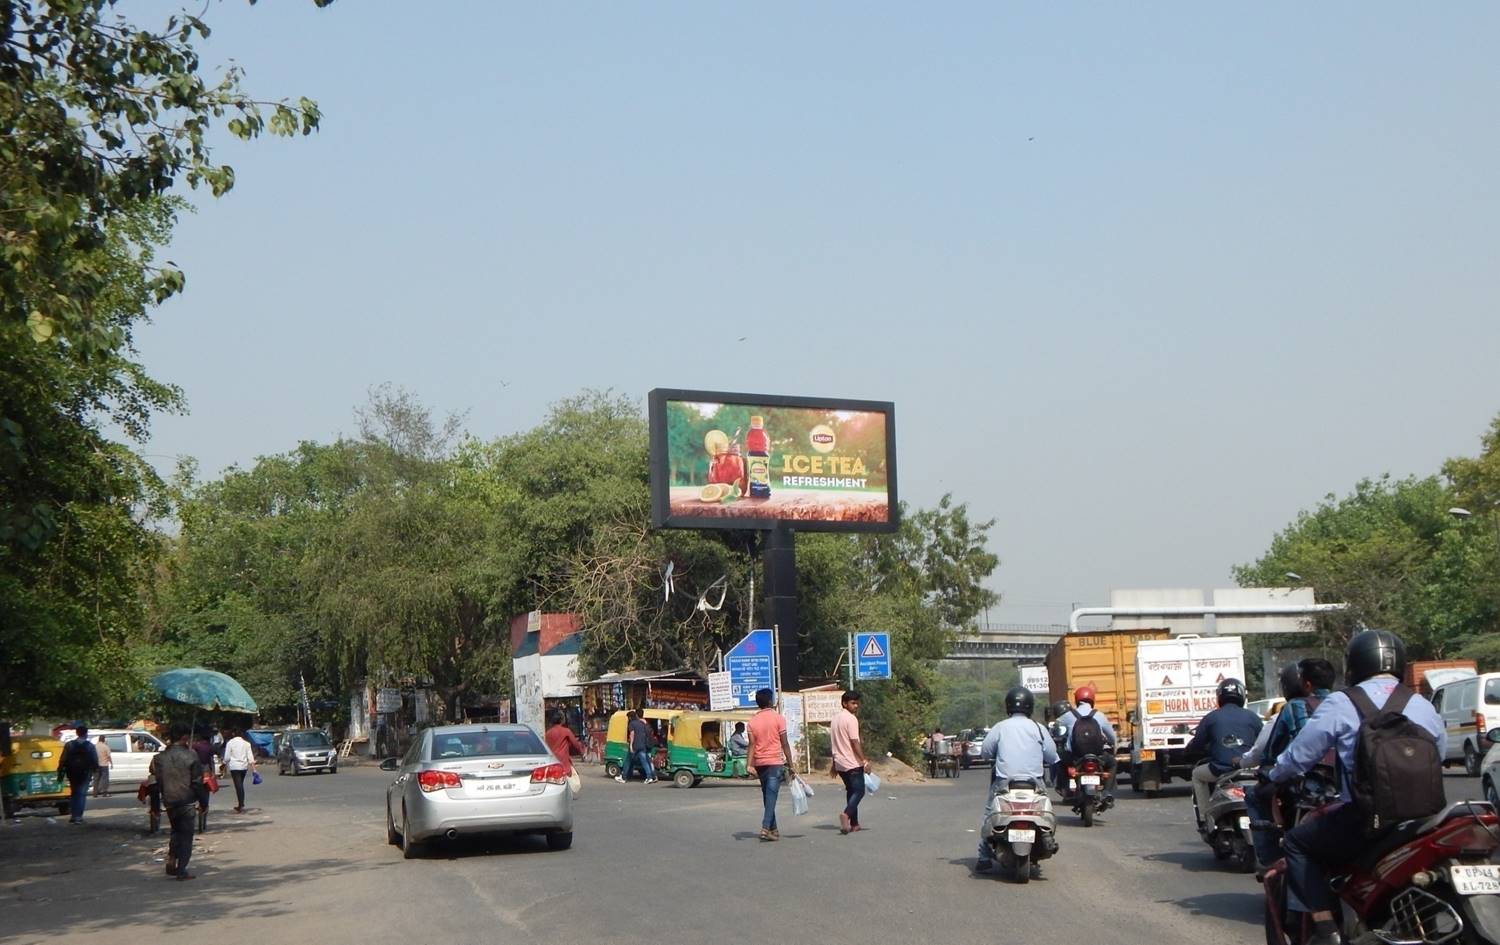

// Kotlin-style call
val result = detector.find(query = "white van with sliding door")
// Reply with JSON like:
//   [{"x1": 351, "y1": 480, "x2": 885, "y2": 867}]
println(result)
[{"x1": 1431, "y1": 673, "x2": 1499, "y2": 776}]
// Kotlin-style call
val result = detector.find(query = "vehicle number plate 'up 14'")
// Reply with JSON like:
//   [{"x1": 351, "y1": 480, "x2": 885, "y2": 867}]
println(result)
[
  {"x1": 1080, "y1": 775, "x2": 1101, "y2": 786},
  {"x1": 1006, "y1": 829, "x2": 1035, "y2": 843},
  {"x1": 475, "y1": 781, "x2": 516, "y2": 793},
  {"x1": 1450, "y1": 864, "x2": 1500, "y2": 895}
]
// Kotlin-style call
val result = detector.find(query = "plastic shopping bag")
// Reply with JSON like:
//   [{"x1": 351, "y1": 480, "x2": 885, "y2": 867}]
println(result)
[
  {"x1": 864, "y1": 771, "x2": 881, "y2": 794},
  {"x1": 789, "y1": 777, "x2": 810, "y2": 816},
  {"x1": 251, "y1": 770, "x2": 263, "y2": 786}
]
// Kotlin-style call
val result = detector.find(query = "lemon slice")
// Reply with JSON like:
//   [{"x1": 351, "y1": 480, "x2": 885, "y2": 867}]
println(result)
[
  {"x1": 699, "y1": 484, "x2": 728, "y2": 502},
  {"x1": 704, "y1": 429, "x2": 729, "y2": 456}
]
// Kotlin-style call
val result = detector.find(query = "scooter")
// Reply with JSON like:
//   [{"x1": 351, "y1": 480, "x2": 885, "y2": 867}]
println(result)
[
  {"x1": 980, "y1": 777, "x2": 1059, "y2": 884},
  {"x1": 1195, "y1": 766, "x2": 1258, "y2": 873},
  {"x1": 1264, "y1": 799, "x2": 1500, "y2": 945},
  {"x1": 1065, "y1": 753, "x2": 1114, "y2": 827}
]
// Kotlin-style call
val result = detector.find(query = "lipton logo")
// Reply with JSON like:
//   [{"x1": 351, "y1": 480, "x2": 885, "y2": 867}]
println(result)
[{"x1": 809, "y1": 424, "x2": 836, "y2": 454}]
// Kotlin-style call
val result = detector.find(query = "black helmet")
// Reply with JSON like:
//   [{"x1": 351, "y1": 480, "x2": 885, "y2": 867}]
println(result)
[
  {"x1": 1004, "y1": 687, "x2": 1036, "y2": 717},
  {"x1": 1216, "y1": 678, "x2": 1247, "y2": 707},
  {"x1": 1278, "y1": 663, "x2": 1305, "y2": 701},
  {"x1": 1345, "y1": 629, "x2": 1406, "y2": 685}
]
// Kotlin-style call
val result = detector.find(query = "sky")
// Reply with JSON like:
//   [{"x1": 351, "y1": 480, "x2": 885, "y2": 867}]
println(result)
[{"x1": 130, "y1": 3, "x2": 1500, "y2": 627}]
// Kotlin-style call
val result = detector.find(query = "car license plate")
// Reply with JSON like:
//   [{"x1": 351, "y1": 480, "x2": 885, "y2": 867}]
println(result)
[
  {"x1": 473, "y1": 781, "x2": 517, "y2": 793},
  {"x1": 1238, "y1": 816, "x2": 1251, "y2": 831},
  {"x1": 1007, "y1": 828, "x2": 1035, "y2": 843},
  {"x1": 1080, "y1": 775, "x2": 1101, "y2": 786},
  {"x1": 1451, "y1": 864, "x2": 1500, "y2": 895}
]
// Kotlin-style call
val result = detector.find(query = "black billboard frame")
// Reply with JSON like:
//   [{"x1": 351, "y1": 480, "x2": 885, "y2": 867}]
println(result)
[{"x1": 647, "y1": 387, "x2": 899, "y2": 534}]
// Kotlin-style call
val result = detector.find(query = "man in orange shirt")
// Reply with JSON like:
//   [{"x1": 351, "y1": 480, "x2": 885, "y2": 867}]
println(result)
[
  {"x1": 745, "y1": 688, "x2": 797, "y2": 842},
  {"x1": 829, "y1": 690, "x2": 871, "y2": 834}
]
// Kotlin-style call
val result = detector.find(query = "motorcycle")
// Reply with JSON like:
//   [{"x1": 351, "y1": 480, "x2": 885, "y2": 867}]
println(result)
[
  {"x1": 980, "y1": 777, "x2": 1059, "y2": 884},
  {"x1": 1263, "y1": 799, "x2": 1500, "y2": 945},
  {"x1": 1065, "y1": 753, "x2": 1114, "y2": 827},
  {"x1": 1196, "y1": 766, "x2": 1259, "y2": 873}
]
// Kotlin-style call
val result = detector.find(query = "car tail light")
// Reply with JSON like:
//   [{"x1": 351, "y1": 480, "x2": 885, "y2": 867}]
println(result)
[
  {"x1": 531, "y1": 763, "x2": 567, "y2": 785},
  {"x1": 417, "y1": 770, "x2": 462, "y2": 793},
  {"x1": 1477, "y1": 712, "x2": 1489, "y2": 739}
]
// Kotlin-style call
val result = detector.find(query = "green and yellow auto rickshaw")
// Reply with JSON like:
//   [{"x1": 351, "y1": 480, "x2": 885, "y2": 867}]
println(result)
[
  {"x1": 1, "y1": 735, "x2": 71, "y2": 819},
  {"x1": 602, "y1": 708, "x2": 681, "y2": 780},
  {"x1": 663, "y1": 710, "x2": 758, "y2": 788}
]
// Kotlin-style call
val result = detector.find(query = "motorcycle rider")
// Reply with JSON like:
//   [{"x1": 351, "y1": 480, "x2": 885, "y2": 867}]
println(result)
[
  {"x1": 1261, "y1": 630, "x2": 1444, "y2": 945},
  {"x1": 1057, "y1": 686, "x2": 1117, "y2": 797},
  {"x1": 1238, "y1": 659, "x2": 1336, "y2": 873},
  {"x1": 975, "y1": 686, "x2": 1058, "y2": 872},
  {"x1": 1185, "y1": 678, "x2": 1263, "y2": 830}
]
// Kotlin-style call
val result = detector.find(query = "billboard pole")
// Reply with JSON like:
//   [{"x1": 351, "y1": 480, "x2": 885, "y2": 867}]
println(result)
[
  {"x1": 847, "y1": 633, "x2": 854, "y2": 690},
  {"x1": 764, "y1": 524, "x2": 800, "y2": 691}
]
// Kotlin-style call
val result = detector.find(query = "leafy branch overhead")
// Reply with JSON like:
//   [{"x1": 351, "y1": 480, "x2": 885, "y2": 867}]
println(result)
[{"x1": 1, "y1": 1, "x2": 329, "y2": 719}]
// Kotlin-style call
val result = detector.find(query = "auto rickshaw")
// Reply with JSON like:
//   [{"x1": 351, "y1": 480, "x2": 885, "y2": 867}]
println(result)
[
  {"x1": 663, "y1": 710, "x2": 758, "y2": 788},
  {"x1": 602, "y1": 708, "x2": 681, "y2": 780},
  {"x1": 1, "y1": 735, "x2": 71, "y2": 819}
]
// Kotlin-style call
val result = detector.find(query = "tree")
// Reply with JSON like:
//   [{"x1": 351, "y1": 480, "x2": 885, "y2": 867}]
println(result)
[
  {"x1": 1, "y1": 2, "x2": 326, "y2": 717},
  {"x1": 1236, "y1": 412, "x2": 1500, "y2": 667}
]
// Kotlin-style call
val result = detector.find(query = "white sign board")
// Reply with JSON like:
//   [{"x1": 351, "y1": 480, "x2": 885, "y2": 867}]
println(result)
[
  {"x1": 1136, "y1": 636, "x2": 1246, "y2": 751},
  {"x1": 1019, "y1": 665, "x2": 1049, "y2": 695},
  {"x1": 375, "y1": 688, "x2": 401, "y2": 713},
  {"x1": 781, "y1": 693, "x2": 803, "y2": 771},
  {"x1": 802, "y1": 690, "x2": 844, "y2": 724},
  {"x1": 707, "y1": 671, "x2": 733, "y2": 711}
]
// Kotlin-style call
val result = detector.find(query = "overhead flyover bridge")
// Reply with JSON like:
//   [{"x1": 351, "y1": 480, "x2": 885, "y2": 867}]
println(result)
[{"x1": 946, "y1": 624, "x2": 1065, "y2": 661}]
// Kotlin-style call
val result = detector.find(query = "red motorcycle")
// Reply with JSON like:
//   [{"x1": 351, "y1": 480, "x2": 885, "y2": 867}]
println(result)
[{"x1": 1263, "y1": 796, "x2": 1500, "y2": 945}]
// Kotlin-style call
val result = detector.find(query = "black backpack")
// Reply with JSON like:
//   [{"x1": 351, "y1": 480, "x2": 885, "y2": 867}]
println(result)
[
  {"x1": 1069, "y1": 709, "x2": 1107, "y2": 756},
  {"x1": 60, "y1": 739, "x2": 93, "y2": 777},
  {"x1": 1345, "y1": 685, "x2": 1445, "y2": 835}
]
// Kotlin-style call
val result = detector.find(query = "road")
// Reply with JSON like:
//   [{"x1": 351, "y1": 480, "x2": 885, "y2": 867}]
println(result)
[{"x1": 0, "y1": 765, "x2": 1485, "y2": 945}]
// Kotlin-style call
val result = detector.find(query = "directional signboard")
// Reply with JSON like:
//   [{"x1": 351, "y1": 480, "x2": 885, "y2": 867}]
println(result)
[
  {"x1": 725, "y1": 628, "x2": 776, "y2": 708},
  {"x1": 853, "y1": 632, "x2": 892, "y2": 680}
]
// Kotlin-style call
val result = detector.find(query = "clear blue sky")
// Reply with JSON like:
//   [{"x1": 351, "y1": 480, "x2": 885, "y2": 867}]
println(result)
[{"x1": 135, "y1": 3, "x2": 1500, "y2": 625}]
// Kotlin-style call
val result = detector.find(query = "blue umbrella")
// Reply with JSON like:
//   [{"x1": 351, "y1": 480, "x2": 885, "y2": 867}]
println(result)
[{"x1": 150, "y1": 668, "x2": 258, "y2": 714}]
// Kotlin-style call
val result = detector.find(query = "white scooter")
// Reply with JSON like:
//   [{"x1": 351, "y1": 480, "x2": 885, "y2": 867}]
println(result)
[{"x1": 980, "y1": 777, "x2": 1059, "y2": 883}]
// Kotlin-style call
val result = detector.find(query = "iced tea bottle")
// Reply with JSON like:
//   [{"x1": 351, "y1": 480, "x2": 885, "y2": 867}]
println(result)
[{"x1": 746, "y1": 416, "x2": 771, "y2": 498}]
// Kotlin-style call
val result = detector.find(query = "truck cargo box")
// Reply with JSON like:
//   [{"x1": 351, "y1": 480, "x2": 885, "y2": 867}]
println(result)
[{"x1": 1046, "y1": 628, "x2": 1170, "y2": 745}]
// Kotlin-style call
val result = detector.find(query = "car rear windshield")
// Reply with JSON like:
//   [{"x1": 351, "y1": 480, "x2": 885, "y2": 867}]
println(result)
[
  {"x1": 1486, "y1": 678, "x2": 1500, "y2": 706},
  {"x1": 429, "y1": 730, "x2": 544, "y2": 760},
  {"x1": 290, "y1": 732, "x2": 331, "y2": 748}
]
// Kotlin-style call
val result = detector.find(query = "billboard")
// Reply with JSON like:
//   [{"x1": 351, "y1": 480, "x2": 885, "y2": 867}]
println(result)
[{"x1": 649, "y1": 389, "x2": 897, "y2": 532}]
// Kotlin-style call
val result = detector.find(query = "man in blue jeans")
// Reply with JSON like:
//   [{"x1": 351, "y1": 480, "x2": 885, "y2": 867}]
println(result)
[
  {"x1": 628, "y1": 711, "x2": 657, "y2": 784},
  {"x1": 56, "y1": 726, "x2": 99, "y2": 824},
  {"x1": 745, "y1": 688, "x2": 797, "y2": 841}
]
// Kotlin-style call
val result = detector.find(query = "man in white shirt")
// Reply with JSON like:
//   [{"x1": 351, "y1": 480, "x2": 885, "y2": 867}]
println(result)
[{"x1": 222, "y1": 729, "x2": 258, "y2": 813}]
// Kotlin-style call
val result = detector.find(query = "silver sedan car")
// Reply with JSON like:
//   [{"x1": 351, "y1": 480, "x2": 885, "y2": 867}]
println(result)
[{"x1": 382, "y1": 724, "x2": 573, "y2": 859}]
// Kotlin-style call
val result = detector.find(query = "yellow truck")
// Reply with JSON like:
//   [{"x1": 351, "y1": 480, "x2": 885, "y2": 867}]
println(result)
[{"x1": 1046, "y1": 628, "x2": 1169, "y2": 791}]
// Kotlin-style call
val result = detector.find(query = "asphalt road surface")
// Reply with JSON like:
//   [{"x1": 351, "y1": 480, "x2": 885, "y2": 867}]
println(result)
[{"x1": 0, "y1": 765, "x2": 1485, "y2": 945}]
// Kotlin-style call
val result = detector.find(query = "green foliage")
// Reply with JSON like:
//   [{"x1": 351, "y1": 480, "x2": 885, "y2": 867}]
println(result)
[
  {"x1": 1237, "y1": 414, "x2": 1500, "y2": 666},
  {"x1": 1, "y1": 2, "x2": 326, "y2": 718},
  {"x1": 933, "y1": 661, "x2": 1019, "y2": 734}
]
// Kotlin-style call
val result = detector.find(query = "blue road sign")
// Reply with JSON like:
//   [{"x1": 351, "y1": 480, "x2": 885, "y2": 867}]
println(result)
[
  {"x1": 854, "y1": 632, "x2": 891, "y2": 680},
  {"x1": 725, "y1": 628, "x2": 776, "y2": 708}
]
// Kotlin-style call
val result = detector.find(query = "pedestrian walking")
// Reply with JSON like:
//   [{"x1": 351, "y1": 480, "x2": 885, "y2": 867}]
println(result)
[
  {"x1": 92, "y1": 735, "x2": 113, "y2": 797},
  {"x1": 544, "y1": 710, "x2": 586, "y2": 797},
  {"x1": 745, "y1": 688, "x2": 797, "y2": 841},
  {"x1": 829, "y1": 690, "x2": 871, "y2": 834},
  {"x1": 56, "y1": 725, "x2": 99, "y2": 823},
  {"x1": 151, "y1": 724, "x2": 208, "y2": 881},
  {"x1": 628, "y1": 710, "x2": 657, "y2": 784},
  {"x1": 222, "y1": 728, "x2": 257, "y2": 813}
]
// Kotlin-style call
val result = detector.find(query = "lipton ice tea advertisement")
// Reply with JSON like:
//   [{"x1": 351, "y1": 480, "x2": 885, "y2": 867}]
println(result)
[{"x1": 659, "y1": 397, "x2": 893, "y2": 528}]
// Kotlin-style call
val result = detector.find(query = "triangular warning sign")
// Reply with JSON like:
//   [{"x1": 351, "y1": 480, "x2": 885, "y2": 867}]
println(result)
[
  {"x1": 1161, "y1": 675, "x2": 1173, "y2": 686},
  {"x1": 861, "y1": 636, "x2": 886, "y2": 659}
]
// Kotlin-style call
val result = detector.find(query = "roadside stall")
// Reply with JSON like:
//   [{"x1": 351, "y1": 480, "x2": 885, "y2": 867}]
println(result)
[{"x1": 578, "y1": 670, "x2": 709, "y2": 757}]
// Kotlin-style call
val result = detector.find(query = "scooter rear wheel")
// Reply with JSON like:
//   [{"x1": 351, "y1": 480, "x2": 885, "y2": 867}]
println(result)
[
  {"x1": 1012, "y1": 852, "x2": 1031, "y2": 884},
  {"x1": 1081, "y1": 801, "x2": 1094, "y2": 827}
]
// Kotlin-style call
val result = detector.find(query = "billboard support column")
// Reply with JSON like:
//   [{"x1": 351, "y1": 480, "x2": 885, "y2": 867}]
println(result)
[{"x1": 763, "y1": 524, "x2": 800, "y2": 691}]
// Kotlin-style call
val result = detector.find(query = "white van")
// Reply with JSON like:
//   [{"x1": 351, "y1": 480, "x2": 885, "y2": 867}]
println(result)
[{"x1": 1432, "y1": 674, "x2": 1500, "y2": 776}]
